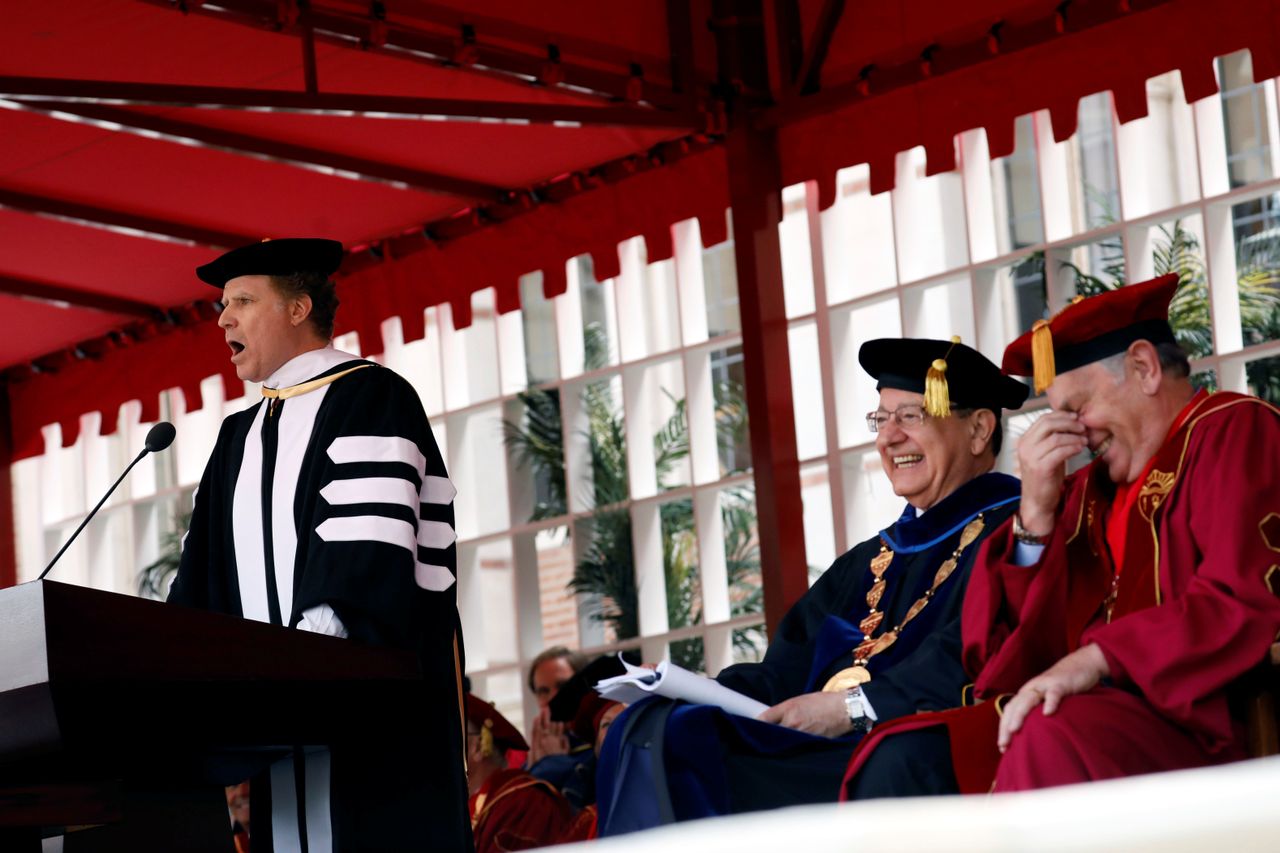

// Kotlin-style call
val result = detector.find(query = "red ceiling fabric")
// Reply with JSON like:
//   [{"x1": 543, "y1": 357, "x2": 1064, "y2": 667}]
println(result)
[
  {"x1": 781, "y1": 0, "x2": 1280, "y2": 204},
  {"x1": 6, "y1": 0, "x2": 1280, "y2": 460},
  {"x1": 5, "y1": 146, "x2": 730, "y2": 459}
]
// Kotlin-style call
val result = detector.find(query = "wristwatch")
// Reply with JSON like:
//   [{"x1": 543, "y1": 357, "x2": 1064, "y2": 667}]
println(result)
[
  {"x1": 1012, "y1": 512, "x2": 1049, "y2": 545},
  {"x1": 845, "y1": 686, "x2": 874, "y2": 734}
]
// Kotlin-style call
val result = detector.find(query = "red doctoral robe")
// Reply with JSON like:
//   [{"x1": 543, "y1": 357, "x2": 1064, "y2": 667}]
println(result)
[
  {"x1": 470, "y1": 768, "x2": 572, "y2": 853},
  {"x1": 843, "y1": 391, "x2": 1280, "y2": 794}
]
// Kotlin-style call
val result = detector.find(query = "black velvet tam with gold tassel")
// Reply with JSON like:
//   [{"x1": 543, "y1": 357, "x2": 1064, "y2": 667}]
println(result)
[{"x1": 858, "y1": 337, "x2": 1029, "y2": 415}]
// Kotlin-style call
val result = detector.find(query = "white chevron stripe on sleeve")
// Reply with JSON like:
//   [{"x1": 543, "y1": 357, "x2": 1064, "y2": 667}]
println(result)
[
  {"x1": 320, "y1": 477, "x2": 418, "y2": 509},
  {"x1": 316, "y1": 516, "x2": 416, "y2": 553},
  {"x1": 415, "y1": 562, "x2": 455, "y2": 591},
  {"x1": 420, "y1": 475, "x2": 456, "y2": 505},
  {"x1": 417, "y1": 519, "x2": 457, "y2": 549},
  {"x1": 327, "y1": 436, "x2": 426, "y2": 477}
]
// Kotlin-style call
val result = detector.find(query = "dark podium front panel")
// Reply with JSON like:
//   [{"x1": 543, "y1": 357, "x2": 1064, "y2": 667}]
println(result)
[{"x1": 0, "y1": 580, "x2": 435, "y2": 850}]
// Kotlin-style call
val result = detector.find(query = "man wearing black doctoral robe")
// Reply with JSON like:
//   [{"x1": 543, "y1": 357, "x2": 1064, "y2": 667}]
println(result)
[
  {"x1": 167, "y1": 238, "x2": 470, "y2": 852},
  {"x1": 595, "y1": 337, "x2": 1028, "y2": 833}
]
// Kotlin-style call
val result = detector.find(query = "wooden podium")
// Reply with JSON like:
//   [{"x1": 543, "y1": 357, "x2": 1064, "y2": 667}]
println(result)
[{"x1": 0, "y1": 580, "x2": 429, "y2": 851}]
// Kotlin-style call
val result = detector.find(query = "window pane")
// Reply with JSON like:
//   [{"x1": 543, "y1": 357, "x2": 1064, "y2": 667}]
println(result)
[
  {"x1": 1246, "y1": 354, "x2": 1280, "y2": 404},
  {"x1": 823, "y1": 165, "x2": 898, "y2": 303},
  {"x1": 578, "y1": 255, "x2": 620, "y2": 369},
  {"x1": 1135, "y1": 216, "x2": 1213, "y2": 358},
  {"x1": 1059, "y1": 235, "x2": 1126, "y2": 297},
  {"x1": 840, "y1": 448, "x2": 900, "y2": 559},
  {"x1": 1232, "y1": 194, "x2": 1280, "y2": 348},
  {"x1": 710, "y1": 345, "x2": 752, "y2": 476},
  {"x1": 662, "y1": 497, "x2": 700, "y2": 641},
  {"x1": 1219, "y1": 51, "x2": 1275, "y2": 188},
  {"x1": 992, "y1": 115, "x2": 1045, "y2": 254},
  {"x1": 640, "y1": 358, "x2": 691, "y2": 493},
  {"x1": 800, "y1": 462, "x2": 836, "y2": 573},
  {"x1": 789, "y1": 322, "x2": 827, "y2": 460},
  {"x1": 572, "y1": 510, "x2": 635, "y2": 644},
  {"x1": 780, "y1": 183, "x2": 816, "y2": 317},
  {"x1": 1074, "y1": 92, "x2": 1121, "y2": 229},
  {"x1": 1117, "y1": 71, "x2": 1200, "y2": 216},
  {"x1": 520, "y1": 272, "x2": 559, "y2": 385},
  {"x1": 502, "y1": 390, "x2": 566, "y2": 522},
  {"x1": 530, "y1": 526, "x2": 579, "y2": 651},
  {"x1": 702, "y1": 239, "x2": 742, "y2": 338},
  {"x1": 894, "y1": 147, "x2": 969, "y2": 282}
]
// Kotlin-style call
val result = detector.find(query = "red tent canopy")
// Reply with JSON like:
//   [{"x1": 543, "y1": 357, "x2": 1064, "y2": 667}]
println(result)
[{"x1": 4, "y1": 0, "x2": 1278, "y2": 457}]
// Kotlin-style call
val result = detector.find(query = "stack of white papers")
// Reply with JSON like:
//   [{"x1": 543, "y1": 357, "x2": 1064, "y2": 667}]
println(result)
[{"x1": 593, "y1": 657, "x2": 769, "y2": 719}]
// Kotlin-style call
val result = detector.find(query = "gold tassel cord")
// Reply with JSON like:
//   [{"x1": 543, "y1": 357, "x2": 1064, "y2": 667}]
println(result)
[
  {"x1": 1031, "y1": 320, "x2": 1055, "y2": 394},
  {"x1": 923, "y1": 334, "x2": 962, "y2": 419},
  {"x1": 923, "y1": 358, "x2": 951, "y2": 418}
]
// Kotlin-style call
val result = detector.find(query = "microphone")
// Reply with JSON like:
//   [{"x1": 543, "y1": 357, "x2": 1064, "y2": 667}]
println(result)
[{"x1": 38, "y1": 422, "x2": 177, "y2": 581}]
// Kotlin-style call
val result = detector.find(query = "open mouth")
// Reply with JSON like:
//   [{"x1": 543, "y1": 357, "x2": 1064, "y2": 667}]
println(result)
[
  {"x1": 892, "y1": 454, "x2": 924, "y2": 468},
  {"x1": 228, "y1": 341, "x2": 246, "y2": 357},
  {"x1": 1091, "y1": 436, "x2": 1113, "y2": 459}
]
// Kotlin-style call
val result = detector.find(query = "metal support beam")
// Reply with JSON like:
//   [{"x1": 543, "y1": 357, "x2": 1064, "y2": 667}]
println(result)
[
  {"x1": 300, "y1": 14, "x2": 319, "y2": 95},
  {"x1": 0, "y1": 76, "x2": 699, "y2": 129},
  {"x1": 0, "y1": 186, "x2": 255, "y2": 249},
  {"x1": 0, "y1": 273, "x2": 161, "y2": 319},
  {"x1": 795, "y1": 0, "x2": 845, "y2": 95},
  {"x1": 10, "y1": 99, "x2": 511, "y2": 201},
  {"x1": 760, "y1": 0, "x2": 1176, "y2": 127},
  {"x1": 138, "y1": 0, "x2": 696, "y2": 110},
  {"x1": 724, "y1": 125, "x2": 810, "y2": 638}
]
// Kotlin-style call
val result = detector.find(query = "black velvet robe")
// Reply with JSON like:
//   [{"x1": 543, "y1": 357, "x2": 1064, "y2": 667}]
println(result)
[
  {"x1": 597, "y1": 472, "x2": 1020, "y2": 833},
  {"x1": 168, "y1": 357, "x2": 470, "y2": 851}
]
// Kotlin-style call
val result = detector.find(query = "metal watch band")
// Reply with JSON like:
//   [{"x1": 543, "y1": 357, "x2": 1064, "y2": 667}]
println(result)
[
  {"x1": 845, "y1": 686, "x2": 873, "y2": 735},
  {"x1": 1012, "y1": 512, "x2": 1049, "y2": 545}
]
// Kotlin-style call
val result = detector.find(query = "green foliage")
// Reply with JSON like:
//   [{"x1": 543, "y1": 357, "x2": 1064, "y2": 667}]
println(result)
[
  {"x1": 1059, "y1": 221, "x2": 1280, "y2": 379},
  {"x1": 137, "y1": 509, "x2": 191, "y2": 599},
  {"x1": 504, "y1": 322, "x2": 763, "y2": 671}
]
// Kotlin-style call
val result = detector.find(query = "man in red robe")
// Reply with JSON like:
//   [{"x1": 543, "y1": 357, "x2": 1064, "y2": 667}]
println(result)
[
  {"x1": 843, "y1": 273, "x2": 1280, "y2": 796},
  {"x1": 466, "y1": 694, "x2": 572, "y2": 852}
]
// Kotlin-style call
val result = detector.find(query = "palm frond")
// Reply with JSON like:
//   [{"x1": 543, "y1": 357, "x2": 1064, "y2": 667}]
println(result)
[{"x1": 137, "y1": 510, "x2": 191, "y2": 599}]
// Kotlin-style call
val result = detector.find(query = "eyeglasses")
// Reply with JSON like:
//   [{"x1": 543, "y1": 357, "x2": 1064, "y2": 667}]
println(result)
[
  {"x1": 865, "y1": 405, "x2": 970, "y2": 433},
  {"x1": 866, "y1": 404, "x2": 928, "y2": 433}
]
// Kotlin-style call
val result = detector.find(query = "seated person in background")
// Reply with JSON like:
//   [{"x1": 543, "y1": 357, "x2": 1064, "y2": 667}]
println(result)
[
  {"x1": 467, "y1": 693, "x2": 573, "y2": 853},
  {"x1": 595, "y1": 337, "x2": 1029, "y2": 834},
  {"x1": 526, "y1": 646, "x2": 588, "y2": 767},
  {"x1": 559, "y1": 694, "x2": 626, "y2": 844},
  {"x1": 525, "y1": 647, "x2": 594, "y2": 802},
  {"x1": 842, "y1": 274, "x2": 1280, "y2": 798}
]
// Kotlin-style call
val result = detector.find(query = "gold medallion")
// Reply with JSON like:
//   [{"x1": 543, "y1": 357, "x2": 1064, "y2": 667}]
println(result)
[{"x1": 821, "y1": 665, "x2": 872, "y2": 693}]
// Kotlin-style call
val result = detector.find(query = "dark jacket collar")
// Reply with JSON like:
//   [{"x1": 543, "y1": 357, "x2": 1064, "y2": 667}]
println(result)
[{"x1": 880, "y1": 472, "x2": 1020, "y2": 553}]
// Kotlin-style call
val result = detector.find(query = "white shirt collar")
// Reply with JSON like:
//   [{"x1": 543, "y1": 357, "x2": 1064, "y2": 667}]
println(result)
[{"x1": 263, "y1": 345, "x2": 361, "y2": 390}]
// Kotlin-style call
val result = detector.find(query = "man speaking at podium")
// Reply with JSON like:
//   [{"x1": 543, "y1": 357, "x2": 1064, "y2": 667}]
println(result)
[{"x1": 167, "y1": 239, "x2": 470, "y2": 851}]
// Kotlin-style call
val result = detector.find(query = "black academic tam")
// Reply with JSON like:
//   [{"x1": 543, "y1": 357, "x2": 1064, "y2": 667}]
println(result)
[
  {"x1": 858, "y1": 337, "x2": 1029, "y2": 412},
  {"x1": 197, "y1": 238, "x2": 344, "y2": 287}
]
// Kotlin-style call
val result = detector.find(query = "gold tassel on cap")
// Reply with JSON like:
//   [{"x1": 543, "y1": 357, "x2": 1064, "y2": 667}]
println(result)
[
  {"x1": 1031, "y1": 319, "x2": 1056, "y2": 394},
  {"x1": 923, "y1": 335, "x2": 962, "y2": 418}
]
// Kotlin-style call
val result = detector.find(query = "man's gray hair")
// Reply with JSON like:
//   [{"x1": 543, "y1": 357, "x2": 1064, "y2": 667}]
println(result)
[{"x1": 1096, "y1": 340, "x2": 1190, "y2": 380}]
